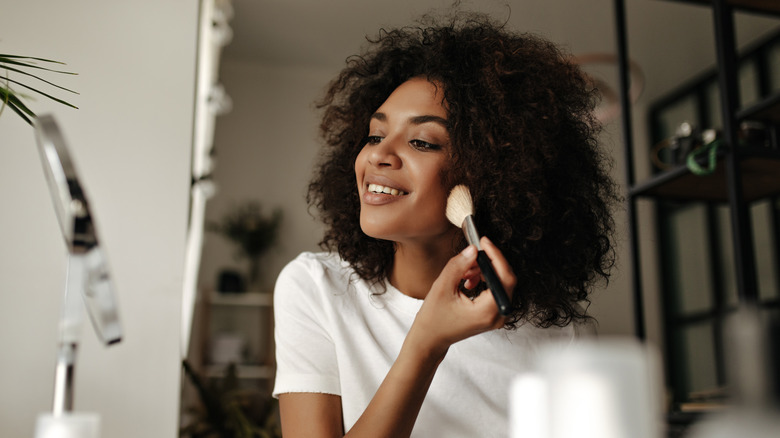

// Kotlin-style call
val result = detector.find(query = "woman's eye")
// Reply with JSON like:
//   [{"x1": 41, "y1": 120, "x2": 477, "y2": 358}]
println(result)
[
  {"x1": 364, "y1": 136, "x2": 383, "y2": 145},
  {"x1": 410, "y1": 139, "x2": 441, "y2": 151}
]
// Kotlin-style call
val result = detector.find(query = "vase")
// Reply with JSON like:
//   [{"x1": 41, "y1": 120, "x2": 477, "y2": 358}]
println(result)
[
  {"x1": 247, "y1": 256, "x2": 263, "y2": 291},
  {"x1": 217, "y1": 269, "x2": 245, "y2": 293}
]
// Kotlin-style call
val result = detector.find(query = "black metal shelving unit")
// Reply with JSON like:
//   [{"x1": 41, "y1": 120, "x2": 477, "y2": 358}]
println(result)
[{"x1": 614, "y1": 0, "x2": 780, "y2": 422}]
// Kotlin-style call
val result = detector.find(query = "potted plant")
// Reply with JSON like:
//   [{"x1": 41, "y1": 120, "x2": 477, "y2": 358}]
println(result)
[
  {"x1": 1, "y1": 53, "x2": 78, "y2": 124},
  {"x1": 208, "y1": 201, "x2": 282, "y2": 290},
  {"x1": 180, "y1": 360, "x2": 281, "y2": 438}
]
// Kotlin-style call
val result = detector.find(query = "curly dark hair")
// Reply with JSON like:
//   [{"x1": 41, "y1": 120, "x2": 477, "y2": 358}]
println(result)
[{"x1": 307, "y1": 12, "x2": 620, "y2": 328}]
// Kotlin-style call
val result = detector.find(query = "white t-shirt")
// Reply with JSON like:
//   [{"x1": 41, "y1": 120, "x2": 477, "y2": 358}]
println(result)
[{"x1": 273, "y1": 251, "x2": 584, "y2": 437}]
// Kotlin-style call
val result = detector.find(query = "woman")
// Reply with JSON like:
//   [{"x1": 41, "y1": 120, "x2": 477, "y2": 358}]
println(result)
[{"x1": 272, "y1": 12, "x2": 619, "y2": 437}]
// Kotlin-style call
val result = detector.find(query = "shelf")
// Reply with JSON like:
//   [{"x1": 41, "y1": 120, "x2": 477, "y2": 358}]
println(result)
[
  {"x1": 630, "y1": 147, "x2": 780, "y2": 202},
  {"x1": 204, "y1": 364, "x2": 275, "y2": 379},
  {"x1": 665, "y1": 0, "x2": 780, "y2": 15},
  {"x1": 619, "y1": 0, "x2": 780, "y2": 415},
  {"x1": 209, "y1": 291, "x2": 273, "y2": 307},
  {"x1": 738, "y1": 92, "x2": 780, "y2": 123}
]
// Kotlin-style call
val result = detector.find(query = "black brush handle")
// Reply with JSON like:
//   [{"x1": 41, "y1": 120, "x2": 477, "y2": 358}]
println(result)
[{"x1": 476, "y1": 250, "x2": 512, "y2": 316}]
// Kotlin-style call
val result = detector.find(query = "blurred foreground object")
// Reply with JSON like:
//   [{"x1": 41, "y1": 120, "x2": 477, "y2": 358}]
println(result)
[
  {"x1": 32, "y1": 115, "x2": 122, "y2": 437},
  {"x1": 510, "y1": 337, "x2": 663, "y2": 438},
  {"x1": 685, "y1": 306, "x2": 780, "y2": 438}
]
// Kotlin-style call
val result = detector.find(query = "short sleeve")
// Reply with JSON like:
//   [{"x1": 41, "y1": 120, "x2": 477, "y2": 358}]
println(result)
[{"x1": 272, "y1": 254, "x2": 341, "y2": 397}]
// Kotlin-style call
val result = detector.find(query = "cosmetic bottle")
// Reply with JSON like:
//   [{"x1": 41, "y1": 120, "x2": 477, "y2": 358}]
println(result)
[
  {"x1": 685, "y1": 306, "x2": 780, "y2": 438},
  {"x1": 35, "y1": 413, "x2": 100, "y2": 438},
  {"x1": 510, "y1": 337, "x2": 664, "y2": 438}
]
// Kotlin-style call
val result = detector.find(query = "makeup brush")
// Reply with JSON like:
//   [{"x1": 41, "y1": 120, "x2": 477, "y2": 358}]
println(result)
[{"x1": 446, "y1": 185, "x2": 512, "y2": 316}]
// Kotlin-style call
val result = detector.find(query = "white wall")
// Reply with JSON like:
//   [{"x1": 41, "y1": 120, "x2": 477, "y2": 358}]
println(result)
[
  {"x1": 0, "y1": 1, "x2": 197, "y2": 437},
  {"x1": 197, "y1": 60, "x2": 329, "y2": 292}
]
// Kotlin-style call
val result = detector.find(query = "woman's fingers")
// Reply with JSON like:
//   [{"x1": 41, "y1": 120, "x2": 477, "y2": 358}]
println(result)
[
  {"x1": 417, "y1": 240, "x2": 516, "y2": 346},
  {"x1": 434, "y1": 244, "x2": 477, "y2": 293},
  {"x1": 462, "y1": 265, "x2": 482, "y2": 290}
]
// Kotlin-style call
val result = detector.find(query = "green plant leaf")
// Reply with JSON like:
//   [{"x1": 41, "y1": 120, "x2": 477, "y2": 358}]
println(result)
[
  {"x1": 5, "y1": 102, "x2": 33, "y2": 124},
  {"x1": 208, "y1": 202, "x2": 282, "y2": 260},
  {"x1": 0, "y1": 83, "x2": 35, "y2": 111},
  {"x1": 0, "y1": 53, "x2": 78, "y2": 124},
  {"x1": 4, "y1": 76, "x2": 78, "y2": 109},
  {"x1": 1, "y1": 64, "x2": 78, "y2": 94},
  {"x1": 0, "y1": 55, "x2": 76, "y2": 75},
  {"x1": 181, "y1": 360, "x2": 229, "y2": 433},
  {"x1": 0, "y1": 86, "x2": 34, "y2": 124}
]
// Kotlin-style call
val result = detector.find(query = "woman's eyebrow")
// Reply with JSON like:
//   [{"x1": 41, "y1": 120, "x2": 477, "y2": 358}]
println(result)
[
  {"x1": 410, "y1": 115, "x2": 447, "y2": 126},
  {"x1": 371, "y1": 112, "x2": 387, "y2": 122},
  {"x1": 370, "y1": 112, "x2": 447, "y2": 127}
]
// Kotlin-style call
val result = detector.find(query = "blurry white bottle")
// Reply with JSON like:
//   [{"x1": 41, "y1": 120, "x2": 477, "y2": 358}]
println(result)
[
  {"x1": 35, "y1": 413, "x2": 100, "y2": 438},
  {"x1": 685, "y1": 306, "x2": 780, "y2": 438},
  {"x1": 510, "y1": 337, "x2": 664, "y2": 438}
]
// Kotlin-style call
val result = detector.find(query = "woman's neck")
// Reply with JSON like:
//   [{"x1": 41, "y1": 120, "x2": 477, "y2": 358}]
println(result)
[{"x1": 389, "y1": 235, "x2": 460, "y2": 300}]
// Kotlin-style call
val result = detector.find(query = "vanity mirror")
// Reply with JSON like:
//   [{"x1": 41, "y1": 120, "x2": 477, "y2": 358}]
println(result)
[{"x1": 33, "y1": 115, "x2": 122, "y2": 438}]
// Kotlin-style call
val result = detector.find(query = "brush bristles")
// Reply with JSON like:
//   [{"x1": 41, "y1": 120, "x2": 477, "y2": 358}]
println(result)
[{"x1": 446, "y1": 185, "x2": 475, "y2": 227}]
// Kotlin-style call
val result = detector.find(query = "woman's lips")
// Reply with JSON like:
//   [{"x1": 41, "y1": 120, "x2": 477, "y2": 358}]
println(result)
[
  {"x1": 362, "y1": 180, "x2": 409, "y2": 205},
  {"x1": 363, "y1": 191, "x2": 406, "y2": 205}
]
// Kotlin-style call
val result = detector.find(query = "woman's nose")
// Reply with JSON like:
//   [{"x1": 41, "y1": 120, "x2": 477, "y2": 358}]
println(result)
[{"x1": 368, "y1": 137, "x2": 402, "y2": 168}]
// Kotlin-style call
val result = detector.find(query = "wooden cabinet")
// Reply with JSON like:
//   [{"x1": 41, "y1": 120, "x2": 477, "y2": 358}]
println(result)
[
  {"x1": 200, "y1": 291, "x2": 275, "y2": 381},
  {"x1": 181, "y1": 289, "x2": 278, "y2": 435},
  {"x1": 182, "y1": 289, "x2": 276, "y2": 421}
]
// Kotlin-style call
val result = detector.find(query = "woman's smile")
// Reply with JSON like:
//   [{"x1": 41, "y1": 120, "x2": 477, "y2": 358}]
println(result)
[
  {"x1": 362, "y1": 174, "x2": 410, "y2": 205},
  {"x1": 367, "y1": 184, "x2": 407, "y2": 197}
]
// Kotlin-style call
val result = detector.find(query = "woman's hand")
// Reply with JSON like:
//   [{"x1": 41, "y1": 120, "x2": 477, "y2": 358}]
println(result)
[{"x1": 407, "y1": 236, "x2": 516, "y2": 357}]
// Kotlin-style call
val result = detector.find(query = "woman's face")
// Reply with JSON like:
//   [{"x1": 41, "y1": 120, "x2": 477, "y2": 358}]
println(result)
[{"x1": 354, "y1": 77, "x2": 455, "y2": 247}]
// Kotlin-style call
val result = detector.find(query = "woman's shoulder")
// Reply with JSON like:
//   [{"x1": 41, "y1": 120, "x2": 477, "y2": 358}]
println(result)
[
  {"x1": 275, "y1": 251, "x2": 357, "y2": 300},
  {"x1": 280, "y1": 251, "x2": 351, "y2": 279}
]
